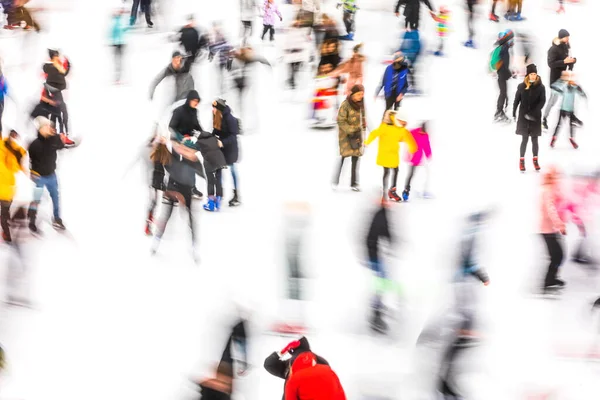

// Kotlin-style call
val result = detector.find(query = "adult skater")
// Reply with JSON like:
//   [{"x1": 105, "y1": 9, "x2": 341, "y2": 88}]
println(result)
[
  {"x1": 328, "y1": 43, "x2": 365, "y2": 96},
  {"x1": 543, "y1": 29, "x2": 576, "y2": 130},
  {"x1": 549, "y1": 72, "x2": 586, "y2": 149},
  {"x1": 149, "y1": 51, "x2": 195, "y2": 103},
  {"x1": 212, "y1": 99, "x2": 241, "y2": 207},
  {"x1": 399, "y1": 29, "x2": 422, "y2": 94},
  {"x1": 284, "y1": 352, "x2": 346, "y2": 400},
  {"x1": 489, "y1": 0, "x2": 500, "y2": 21},
  {"x1": 109, "y1": 7, "x2": 130, "y2": 84},
  {"x1": 0, "y1": 130, "x2": 28, "y2": 243},
  {"x1": 375, "y1": 52, "x2": 409, "y2": 112},
  {"x1": 539, "y1": 167, "x2": 567, "y2": 293},
  {"x1": 240, "y1": 0, "x2": 260, "y2": 44},
  {"x1": 174, "y1": 15, "x2": 204, "y2": 64},
  {"x1": 264, "y1": 337, "x2": 330, "y2": 400},
  {"x1": 27, "y1": 117, "x2": 66, "y2": 232},
  {"x1": 333, "y1": 85, "x2": 366, "y2": 191},
  {"x1": 229, "y1": 46, "x2": 271, "y2": 115},
  {"x1": 337, "y1": 0, "x2": 358, "y2": 41},
  {"x1": 492, "y1": 29, "x2": 514, "y2": 123},
  {"x1": 168, "y1": 90, "x2": 205, "y2": 199},
  {"x1": 395, "y1": 0, "x2": 436, "y2": 31},
  {"x1": 208, "y1": 24, "x2": 233, "y2": 96},
  {"x1": 513, "y1": 64, "x2": 546, "y2": 172},
  {"x1": 130, "y1": 0, "x2": 153, "y2": 28},
  {"x1": 464, "y1": 0, "x2": 477, "y2": 47},
  {"x1": 43, "y1": 49, "x2": 75, "y2": 145}
]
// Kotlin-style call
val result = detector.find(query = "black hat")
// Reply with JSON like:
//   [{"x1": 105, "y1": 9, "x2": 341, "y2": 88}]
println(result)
[
  {"x1": 172, "y1": 51, "x2": 183, "y2": 59},
  {"x1": 558, "y1": 29, "x2": 570, "y2": 39},
  {"x1": 212, "y1": 98, "x2": 227, "y2": 112},
  {"x1": 526, "y1": 64, "x2": 538, "y2": 75},
  {"x1": 187, "y1": 90, "x2": 200, "y2": 102},
  {"x1": 48, "y1": 48, "x2": 59, "y2": 59}
]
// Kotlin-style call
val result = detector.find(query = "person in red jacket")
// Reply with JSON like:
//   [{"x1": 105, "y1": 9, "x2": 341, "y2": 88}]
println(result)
[{"x1": 284, "y1": 352, "x2": 346, "y2": 400}]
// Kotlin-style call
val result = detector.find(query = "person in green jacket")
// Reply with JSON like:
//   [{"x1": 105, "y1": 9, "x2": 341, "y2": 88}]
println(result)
[
  {"x1": 337, "y1": 0, "x2": 358, "y2": 40},
  {"x1": 109, "y1": 7, "x2": 130, "y2": 84},
  {"x1": 549, "y1": 72, "x2": 586, "y2": 149}
]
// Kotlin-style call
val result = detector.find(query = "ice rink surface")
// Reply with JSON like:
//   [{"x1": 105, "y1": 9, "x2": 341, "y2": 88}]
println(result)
[{"x1": 1, "y1": 0, "x2": 600, "y2": 398}]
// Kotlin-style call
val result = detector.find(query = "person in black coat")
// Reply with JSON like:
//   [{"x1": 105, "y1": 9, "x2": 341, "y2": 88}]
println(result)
[
  {"x1": 395, "y1": 0, "x2": 435, "y2": 31},
  {"x1": 263, "y1": 336, "x2": 329, "y2": 400},
  {"x1": 543, "y1": 29, "x2": 576, "y2": 130},
  {"x1": 175, "y1": 15, "x2": 206, "y2": 64},
  {"x1": 212, "y1": 99, "x2": 241, "y2": 207},
  {"x1": 513, "y1": 64, "x2": 546, "y2": 173},
  {"x1": 169, "y1": 90, "x2": 205, "y2": 198},
  {"x1": 494, "y1": 30, "x2": 514, "y2": 122}
]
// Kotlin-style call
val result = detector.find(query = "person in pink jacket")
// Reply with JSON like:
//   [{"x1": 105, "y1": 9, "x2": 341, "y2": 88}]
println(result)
[
  {"x1": 328, "y1": 43, "x2": 366, "y2": 96},
  {"x1": 402, "y1": 122, "x2": 432, "y2": 201},
  {"x1": 540, "y1": 166, "x2": 567, "y2": 292}
]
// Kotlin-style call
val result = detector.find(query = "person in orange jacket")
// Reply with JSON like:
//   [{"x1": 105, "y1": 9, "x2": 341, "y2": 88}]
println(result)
[
  {"x1": 284, "y1": 352, "x2": 346, "y2": 400},
  {"x1": 0, "y1": 130, "x2": 28, "y2": 243},
  {"x1": 365, "y1": 109, "x2": 417, "y2": 201}
]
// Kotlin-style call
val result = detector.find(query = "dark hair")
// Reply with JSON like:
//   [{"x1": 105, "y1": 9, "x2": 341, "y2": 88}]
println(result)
[{"x1": 421, "y1": 121, "x2": 428, "y2": 133}]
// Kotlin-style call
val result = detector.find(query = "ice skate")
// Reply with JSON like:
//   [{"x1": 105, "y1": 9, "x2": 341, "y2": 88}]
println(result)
[
  {"x1": 228, "y1": 190, "x2": 241, "y2": 207},
  {"x1": 192, "y1": 188, "x2": 203, "y2": 200},
  {"x1": 533, "y1": 157, "x2": 540, "y2": 171},
  {"x1": 464, "y1": 39, "x2": 476, "y2": 48},
  {"x1": 569, "y1": 138, "x2": 579, "y2": 149},
  {"x1": 52, "y1": 218, "x2": 66, "y2": 231},
  {"x1": 489, "y1": 13, "x2": 499, "y2": 22},
  {"x1": 557, "y1": 5, "x2": 565, "y2": 13},
  {"x1": 402, "y1": 190, "x2": 409, "y2": 202},
  {"x1": 513, "y1": 12, "x2": 525, "y2": 21},
  {"x1": 550, "y1": 135, "x2": 557, "y2": 148},
  {"x1": 351, "y1": 185, "x2": 361, "y2": 192},
  {"x1": 203, "y1": 197, "x2": 217, "y2": 212},
  {"x1": 520, "y1": 158, "x2": 526, "y2": 172},
  {"x1": 388, "y1": 188, "x2": 401, "y2": 202},
  {"x1": 494, "y1": 111, "x2": 510, "y2": 123}
]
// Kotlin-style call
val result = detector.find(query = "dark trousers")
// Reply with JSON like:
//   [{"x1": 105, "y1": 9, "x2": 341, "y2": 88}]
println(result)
[
  {"x1": 383, "y1": 167, "x2": 399, "y2": 190},
  {"x1": 1, "y1": 200, "x2": 11, "y2": 241},
  {"x1": 405, "y1": 18, "x2": 418, "y2": 31},
  {"x1": 206, "y1": 167, "x2": 223, "y2": 197},
  {"x1": 131, "y1": 0, "x2": 152, "y2": 25},
  {"x1": 438, "y1": 337, "x2": 472, "y2": 399},
  {"x1": 113, "y1": 44, "x2": 124, "y2": 82},
  {"x1": 519, "y1": 135, "x2": 539, "y2": 157},
  {"x1": 0, "y1": 97, "x2": 4, "y2": 134},
  {"x1": 157, "y1": 180, "x2": 195, "y2": 244},
  {"x1": 496, "y1": 76, "x2": 508, "y2": 114},
  {"x1": 491, "y1": 0, "x2": 499, "y2": 14},
  {"x1": 261, "y1": 24, "x2": 274, "y2": 41},
  {"x1": 542, "y1": 233, "x2": 564, "y2": 287},
  {"x1": 343, "y1": 11, "x2": 355, "y2": 34},
  {"x1": 289, "y1": 62, "x2": 301, "y2": 88},
  {"x1": 467, "y1": 1, "x2": 475, "y2": 40},
  {"x1": 385, "y1": 95, "x2": 401, "y2": 112},
  {"x1": 553, "y1": 110, "x2": 577, "y2": 138},
  {"x1": 50, "y1": 90, "x2": 69, "y2": 134},
  {"x1": 405, "y1": 164, "x2": 416, "y2": 191},
  {"x1": 334, "y1": 156, "x2": 359, "y2": 187}
]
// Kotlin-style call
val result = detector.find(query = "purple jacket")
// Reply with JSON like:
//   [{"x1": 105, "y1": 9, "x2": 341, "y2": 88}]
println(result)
[
  {"x1": 263, "y1": 1, "x2": 282, "y2": 26},
  {"x1": 404, "y1": 128, "x2": 432, "y2": 166}
]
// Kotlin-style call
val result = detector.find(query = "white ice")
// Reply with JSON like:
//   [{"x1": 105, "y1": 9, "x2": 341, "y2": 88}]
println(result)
[{"x1": 1, "y1": 0, "x2": 600, "y2": 399}]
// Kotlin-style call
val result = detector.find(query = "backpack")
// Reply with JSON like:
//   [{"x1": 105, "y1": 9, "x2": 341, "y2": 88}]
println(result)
[{"x1": 489, "y1": 45, "x2": 502, "y2": 72}]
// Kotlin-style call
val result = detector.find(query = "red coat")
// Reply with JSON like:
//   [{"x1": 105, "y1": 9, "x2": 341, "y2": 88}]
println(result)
[{"x1": 284, "y1": 364, "x2": 346, "y2": 400}]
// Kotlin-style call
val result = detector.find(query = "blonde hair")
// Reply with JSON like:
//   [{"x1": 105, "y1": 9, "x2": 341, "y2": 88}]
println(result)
[{"x1": 383, "y1": 110, "x2": 395, "y2": 125}]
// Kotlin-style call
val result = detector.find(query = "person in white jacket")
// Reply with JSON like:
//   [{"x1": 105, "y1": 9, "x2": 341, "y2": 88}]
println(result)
[
  {"x1": 298, "y1": 0, "x2": 321, "y2": 27},
  {"x1": 282, "y1": 20, "x2": 310, "y2": 89},
  {"x1": 240, "y1": 0, "x2": 260, "y2": 44}
]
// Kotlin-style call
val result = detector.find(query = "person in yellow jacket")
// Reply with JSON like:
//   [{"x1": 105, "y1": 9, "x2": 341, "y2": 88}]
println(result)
[
  {"x1": 365, "y1": 110, "x2": 417, "y2": 201},
  {"x1": 0, "y1": 130, "x2": 28, "y2": 243}
]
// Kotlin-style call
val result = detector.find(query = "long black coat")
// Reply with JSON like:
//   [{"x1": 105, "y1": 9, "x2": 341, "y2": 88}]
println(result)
[
  {"x1": 214, "y1": 106, "x2": 239, "y2": 165},
  {"x1": 395, "y1": 0, "x2": 434, "y2": 22},
  {"x1": 547, "y1": 38, "x2": 574, "y2": 85},
  {"x1": 513, "y1": 77, "x2": 546, "y2": 137}
]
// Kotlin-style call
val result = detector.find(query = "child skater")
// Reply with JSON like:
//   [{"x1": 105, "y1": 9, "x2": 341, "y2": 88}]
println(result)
[
  {"x1": 430, "y1": 6, "x2": 450, "y2": 56},
  {"x1": 403, "y1": 121, "x2": 432, "y2": 201},
  {"x1": 365, "y1": 109, "x2": 417, "y2": 202},
  {"x1": 549, "y1": 72, "x2": 587, "y2": 150}
]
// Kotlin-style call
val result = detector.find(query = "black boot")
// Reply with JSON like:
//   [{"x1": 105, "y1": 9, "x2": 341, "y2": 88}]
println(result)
[
  {"x1": 27, "y1": 209, "x2": 38, "y2": 233},
  {"x1": 228, "y1": 190, "x2": 241, "y2": 207},
  {"x1": 370, "y1": 307, "x2": 388, "y2": 334}
]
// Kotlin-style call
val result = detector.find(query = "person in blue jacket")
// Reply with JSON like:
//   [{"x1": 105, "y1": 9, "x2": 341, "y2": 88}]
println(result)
[
  {"x1": 375, "y1": 52, "x2": 409, "y2": 112},
  {"x1": 399, "y1": 30, "x2": 421, "y2": 94},
  {"x1": 0, "y1": 70, "x2": 8, "y2": 135}
]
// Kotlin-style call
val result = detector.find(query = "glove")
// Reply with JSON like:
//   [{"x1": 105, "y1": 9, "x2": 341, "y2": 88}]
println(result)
[{"x1": 280, "y1": 339, "x2": 301, "y2": 355}]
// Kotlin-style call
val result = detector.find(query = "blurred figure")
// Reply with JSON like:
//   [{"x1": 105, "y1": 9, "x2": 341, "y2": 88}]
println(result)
[
  {"x1": 283, "y1": 19, "x2": 311, "y2": 91},
  {"x1": 197, "y1": 362, "x2": 234, "y2": 400},
  {"x1": 261, "y1": 0, "x2": 283, "y2": 42},
  {"x1": 505, "y1": 0, "x2": 525, "y2": 21},
  {"x1": 109, "y1": 7, "x2": 130, "y2": 85},
  {"x1": 539, "y1": 167, "x2": 567, "y2": 293},
  {"x1": 364, "y1": 110, "x2": 416, "y2": 202},
  {"x1": 328, "y1": 43, "x2": 365, "y2": 96},
  {"x1": 208, "y1": 23, "x2": 233, "y2": 96},
  {"x1": 43, "y1": 49, "x2": 75, "y2": 145},
  {"x1": 27, "y1": 117, "x2": 66, "y2": 232},
  {"x1": 203, "y1": 99, "x2": 232, "y2": 212},
  {"x1": 403, "y1": 121, "x2": 432, "y2": 201},
  {"x1": 548, "y1": 72, "x2": 586, "y2": 149},
  {"x1": 333, "y1": 85, "x2": 366, "y2": 191},
  {"x1": 375, "y1": 52, "x2": 409, "y2": 112},
  {"x1": 130, "y1": 0, "x2": 153, "y2": 28},
  {"x1": 212, "y1": 98, "x2": 242, "y2": 208},
  {"x1": 399, "y1": 29, "x2": 422, "y2": 94},
  {"x1": 430, "y1": 6, "x2": 450, "y2": 56},
  {"x1": 1, "y1": 129, "x2": 28, "y2": 243},
  {"x1": 394, "y1": 0, "x2": 436, "y2": 31},
  {"x1": 240, "y1": 0, "x2": 260, "y2": 44},
  {"x1": 464, "y1": 0, "x2": 476, "y2": 48},
  {"x1": 145, "y1": 132, "x2": 169, "y2": 236},
  {"x1": 149, "y1": 51, "x2": 195, "y2": 103},
  {"x1": 264, "y1": 337, "x2": 330, "y2": 399},
  {"x1": 229, "y1": 46, "x2": 271, "y2": 114},
  {"x1": 513, "y1": 64, "x2": 545, "y2": 172},
  {"x1": 437, "y1": 211, "x2": 490, "y2": 399},
  {"x1": 337, "y1": 0, "x2": 358, "y2": 41},
  {"x1": 364, "y1": 198, "x2": 399, "y2": 334},
  {"x1": 271, "y1": 201, "x2": 311, "y2": 334},
  {"x1": 174, "y1": 15, "x2": 205, "y2": 65},
  {"x1": 4, "y1": 0, "x2": 40, "y2": 31},
  {"x1": 492, "y1": 29, "x2": 514, "y2": 123},
  {"x1": 284, "y1": 352, "x2": 346, "y2": 400}
]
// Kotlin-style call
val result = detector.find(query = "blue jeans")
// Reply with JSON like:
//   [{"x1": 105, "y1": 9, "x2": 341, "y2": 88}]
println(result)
[
  {"x1": 30, "y1": 173, "x2": 60, "y2": 219},
  {"x1": 229, "y1": 164, "x2": 239, "y2": 190}
]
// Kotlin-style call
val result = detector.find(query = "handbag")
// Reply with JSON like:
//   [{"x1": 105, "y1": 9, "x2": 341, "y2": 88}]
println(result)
[{"x1": 348, "y1": 109, "x2": 365, "y2": 150}]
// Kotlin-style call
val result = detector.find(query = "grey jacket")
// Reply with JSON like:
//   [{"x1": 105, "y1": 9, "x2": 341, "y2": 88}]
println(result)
[{"x1": 149, "y1": 60, "x2": 195, "y2": 102}]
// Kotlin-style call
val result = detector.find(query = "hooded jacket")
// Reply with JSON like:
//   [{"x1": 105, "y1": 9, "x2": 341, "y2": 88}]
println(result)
[
  {"x1": 149, "y1": 58, "x2": 195, "y2": 101},
  {"x1": 264, "y1": 337, "x2": 330, "y2": 400},
  {"x1": 43, "y1": 59, "x2": 71, "y2": 92},
  {"x1": 169, "y1": 90, "x2": 202, "y2": 136},
  {"x1": 547, "y1": 38, "x2": 574, "y2": 85},
  {"x1": 284, "y1": 353, "x2": 346, "y2": 400},
  {"x1": 376, "y1": 62, "x2": 409, "y2": 99},
  {"x1": 364, "y1": 114, "x2": 417, "y2": 169},
  {"x1": 178, "y1": 25, "x2": 201, "y2": 56},
  {"x1": 513, "y1": 76, "x2": 546, "y2": 137},
  {"x1": 0, "y1": 138, "x2": 26, "y2": 201},
  {"x1": 405, "y1": 127, "x2": 431, "y2": 166},
  {"x1": 213, "y1": 105, "x2": 240, "y2": 165},
  {"x1": 28, "y1": 132, "x2": 64, "y2": 177}
]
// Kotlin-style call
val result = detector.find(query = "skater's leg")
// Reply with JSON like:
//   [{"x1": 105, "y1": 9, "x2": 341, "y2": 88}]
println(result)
[
  {"x1": 130, "y1": 0, "x2": 140, "y2": 24},
  {"x1": 517, "y1": 0, "x2": 523, "y2": 13},
  {"x1": 333, "y1": 156, "x2": 346, "y2": 185},
  {"x1": 55, "y1": 92, "x2": 69, "y2": 134},
  {"x1": 155, "y1": 198, "x2": 174, "y2": 239},
  {"x1": 531, "y1": 135, "x2": 539, "y2": 157},
  {"x1": 27, "y1": 174, "x2": 45, "y2": 226},
  {"x1": 553, "y1": 110, "x2": 565, "y2": 138},
  {"x1": 385, "y1": 96, "x2": 395, "y2": 112},
  {"x1": 405, "y1": 164, "x2": 416, "y2": 192},
  {"x1": 382, "y1": 168, "x2": 390, "y2": 191},
  {"x1": 229, "y1": 163, "x2": 239, "y2": 191},
  {"x1": 496, "y1": 77, "x2": 508, "y2": 115},
  {"x1": 261, "y1": 24, "x2": 269, "y2": 40},
  {"x1": 350, "y1": 156, "x2": 359, "y2": 187},
  {"x1": 45, "y1": 174, "x2": 61, "y2": 221},
  {"x1": 467, "y1": 2, "x2": 475, "y2": 41},
  {"x1": 391, "y1": 167, "x2": 399, "y2": 188},
  {"x1": 215, "y1": 168, "x2": 223, "y2": 198},
  {"x1": 0, "y1": 200, "x2": 11, "y2": 241},
  {"x1": 343, "y1": 12, "x2": 352, "y2": 35},
  {"x1": 491, "y1": 0, "x2": 498, "y2": 14},
  {"x1": 543, "y1": 91, "x2": 558, "y2": 120},
  {"x1": 519, "y1": 135, "x2": 529, "y2": 158},
  {"x1": 542, "y1": 233, "x2": 564, "y2": 287},
  {"x1": 568, "y1": 112, "x2": 575, "y2": 138},
  {"x1": 143, "y1": 0, "x2": 153, "y2": 25}
]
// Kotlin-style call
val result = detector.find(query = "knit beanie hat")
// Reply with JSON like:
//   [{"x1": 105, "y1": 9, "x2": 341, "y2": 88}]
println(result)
[
  {"x1": 558, "y1": 29, "x2": 570, "y2": 39},
  {"x1": 213, "y1": 98, "x2": 227, "y2": 112},
  {"x1": 526, "y1": 64, "x2": 537, "y2": 75}
]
